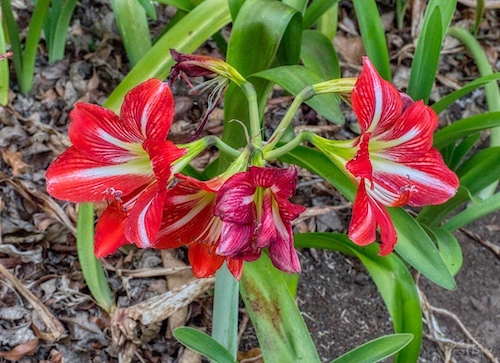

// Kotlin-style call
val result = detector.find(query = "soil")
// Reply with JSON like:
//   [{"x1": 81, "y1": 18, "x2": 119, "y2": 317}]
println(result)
[{"x1": 1, "y1": 1, "x2": 499, "y2": 363}]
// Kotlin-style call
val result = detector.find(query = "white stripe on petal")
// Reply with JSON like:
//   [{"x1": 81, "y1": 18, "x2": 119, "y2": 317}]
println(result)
[
  {"x1": 141, "y1": 87, "x2": 163, "y2": 137},
  {"x1": 372, "y1": 127, "x2": 420, "y2": 150},
  {"x1": 371, "y1": 158, "x2": 456, "y2": 194},
  {"x1": 368, "y1": 74, "x2": 383, "y2": 133},
  {"x1": 136, "y1": 198, "x2": 155, "y2": 247},
  {"x1": 97, "y1": 129, "x2": 145, "y2": 159}
]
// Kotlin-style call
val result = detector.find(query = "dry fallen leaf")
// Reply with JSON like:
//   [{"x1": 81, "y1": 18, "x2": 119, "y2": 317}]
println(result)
[
  {"x1": 334, "y1": 35, "x2": 365, "y2": 65},
  {"x1": 178, "y1": 348, "x2": 202, "y2": 363},
  {"x1": 1, "y1": 149, "x2": 30, "y2": 176},
  {"x1": 0, "y1": 338, "x2": 38, "y2": 361},
  {"x1": 238, "y1": 347, "x2": 264, "y2": 363},
  {"x1": 0, "y1": 264, "x2": 65, "y2": 342}
]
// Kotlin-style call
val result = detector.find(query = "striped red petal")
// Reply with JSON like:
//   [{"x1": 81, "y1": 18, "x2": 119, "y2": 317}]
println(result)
[
  {"x1": 348, "y1": 181, "x2": 397, "y2": 255},
  {"x1": 69, "y1": 103, "x2": 144, "y2": 164},
  {"x1": 46, "y1": 146, "x2": 153, "y2": 202},
  {"x1": 120, "y1": 79, "x2": 174, "y2": 141},
  {"x1": 154, "y1": 180, "x2": 220, "y2": 249},
  {"x1": 94, "y1": 203, "x2": 131, "y2": 258},
  {"x1": 373, "y1": 101, "x2": 437, "y2": 161},
  {"x1": 124, "y1": 183, "x2": 166, "y2": 248},
  {"x1": 352, "y1": 57, "x2": 402, "y2": 135}
]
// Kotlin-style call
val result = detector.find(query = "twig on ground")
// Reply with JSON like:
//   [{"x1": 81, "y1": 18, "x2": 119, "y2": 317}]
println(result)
[
  {"x1": 0, "y1": 263, "x2": 66, "y2": 342},
  {"x1": 417, "y1": 273, "x2": 499, "y2": 363},
  {"x1": 459, "y1": 227, "x2": 500, "y2": 258},
  {"x1": 458, "y1": 0, "x2": 500, "y2": 9},
  {"x1": 100, "y1": 258, "x2": 191, "y2": 278}
]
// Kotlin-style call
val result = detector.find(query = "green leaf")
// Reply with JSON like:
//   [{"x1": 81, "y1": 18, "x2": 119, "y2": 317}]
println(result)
[
  {"x1": 407, "y1": 0, "x2": 456, "y2": 102},
  {"x1": 48, "y1": 0, "x2": 78, "y2": 63},
  {"x1": 418, "y1": 186, "x2": 469, "y2": 228},
  {"x1": 433, "y1": 112, "x2": 500, "y2": 150},
  {"x1": 1, "y1": 0, "x2": 50, "y2": 93},
  {"x1": 173, "y1": 327, "x2": 238, "y2": 363},
  {"x1": 136, "y1": 0, "x2": 157, "y2": 19},
  {"x1": 300, "y1": 30, "x2": 340, "y2": 79},
  {"x1": 240, "y1": 254, "x2": 321, "y2": 363},
  {"x1": 431, "y1": 73, "x2": 500, "y2": 114},
  {"x1": 156, "y1": 0, "x2": 196, "y2": 11},
  {"x1": 441, "y1": 134, "x2": 479, "y2": 171},
  {"x1": 447, "y1": 28, "x2": 500, "y2": 184},
  {"x1": 315, "y1": 2, "x2": 338, "y2": 40},
  {"x1": 104, "y1": 0, "x2": 231, "y2": 112},
  {"x1": 473, "y1": 0, "x2": 485, "y2": 35},
  {"x1": 110, "y1": 0, "x2": 152, "y2": 67},
  {"x1": 390, "y1": 209, "x2": 456, "y2": 290},
  {"x1": 77, "y1": 203, "x2": 114, "y2": 312},
  {"x1": 227, "y1": 0, "x2": 245, "y2": 20},
  {"x1": 303, "y1": 0, "x2": 340, "y2": 30},
  {"x1": 396, "y1": 0, "x2": 410, "y2": 29},
  {"x1": 406, "y1": 6, "x2": 442, "y2": 102},
  {"x1": 294, "y1": 234, "x2": 422, "y2": 363},
  {"x1": 0, "y1": 20, "x2": 9, "y2": 105},
  {"x1": 283, "y1": 0, "x2": 307, "y2": 14},
  {"x1": 422, "y1": 226, "x2": 462, "y2": 276},
  {"x1": 456, "y1": 146, "x2": 500, "y2": 188},
  {"x1": 212, "y1": 264, "x2": 239, "y2": 358},
  {"x1": 332, "y1": 334, "x2": 413, "y2": 363},
  {"x1": 252, "y1": 65, "x2": 344, "y2": 123},
  {"x1": 443, "y1": 192, "x2": 500, "y2": 232},
  {"x1": 352, "y1": 0, "x2": 391, "y2": 80},
  {"x1": 279, "y1": 145, "x2": 355, "y2": 200},
  {"x1": 227, "y1": 0, "x2": 301, "y2": 76}
]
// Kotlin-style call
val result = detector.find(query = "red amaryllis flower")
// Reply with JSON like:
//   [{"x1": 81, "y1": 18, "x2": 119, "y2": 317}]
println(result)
[
  {"x1": 46, "y1": 79, "x2": 186, "y2": 256},
  {"x1": 344, "y1": 57, "x2": 459, "y2": 255},
  {"x1": 153, "y1": 175, "x2": 244, "y2": 279},
  {"x1": 169, "y1": 49, "x2": 246, "y2": 141},
  {"x1": 214, "y1": 166, "x2": 306, "y2": 274}
]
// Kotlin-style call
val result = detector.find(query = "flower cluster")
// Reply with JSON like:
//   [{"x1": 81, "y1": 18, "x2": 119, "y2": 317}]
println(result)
[
  {"x1": 46, "y1": 76, "x2": 305, "y2": 279},
  {"x1": 46, "y1": 53, "x2": 458, "y2": 280}
]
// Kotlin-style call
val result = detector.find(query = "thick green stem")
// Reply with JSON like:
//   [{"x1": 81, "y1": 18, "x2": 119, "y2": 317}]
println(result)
[
  {"x1": 208, "y1": 136, "x2": 242, "y2": 158},
  {"x1": 264, "y1": 131, "x2": 313, "y2": 160},
  {"x1": 241, "y1": 82, "x2": 263, "y2": 147},
  {"x1": 264, "y1": 86, "x2": 315, "y2": 153},
  {"x1": 211, "y1": 263, "x2": 239, "y2": 361}
]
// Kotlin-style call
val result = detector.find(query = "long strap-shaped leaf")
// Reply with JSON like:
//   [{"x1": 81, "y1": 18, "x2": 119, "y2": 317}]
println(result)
[
  {"x1": 407, "y1": 0, "x2": 457, "y2": 102},
  {"x1": 294, "y1": 233, "x2": 421, "y2": 363},
  {"x1": 110, "y1": 0, "x2": 152, "y2": 67},
  {"x1": 0, "y1": 19, "x2": 9, "y2": 105},
  {"x1": 352, "y1": 0, "x2": 391, "y2": 81},
  {"x1": 240, "y1": 254, "x2": 321, "y2": 363},
  {"x1": 331, "y1": 333, "x2": 413, "y2": 363},
  {"x1": 104, "y1": 0, "x2": 231, "y2": 112},
  {"x1": 77, "y1": 203, "x2": 114, "y2": 313}
]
